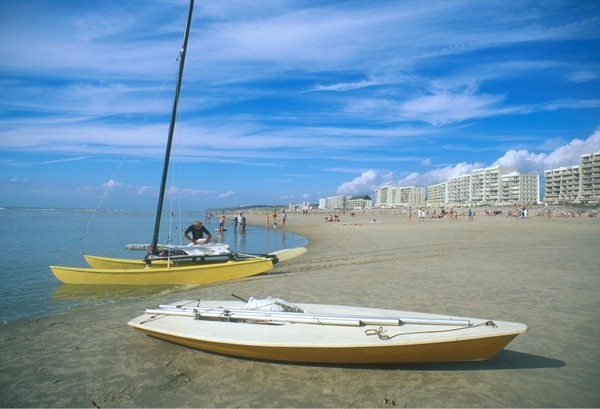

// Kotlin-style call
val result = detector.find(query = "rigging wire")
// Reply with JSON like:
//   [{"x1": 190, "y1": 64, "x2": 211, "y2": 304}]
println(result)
[
  {"x1": 167, "y1": 93, "x2": 185, "y2": 247},
  {"x1": 365, "y1": 320, "x2": 497, "y2": 340}
]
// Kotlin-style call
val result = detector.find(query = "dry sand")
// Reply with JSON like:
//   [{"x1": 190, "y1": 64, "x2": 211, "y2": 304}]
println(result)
[{"x1": 1, "y1": 211, "x2": 599, "y2": 407}]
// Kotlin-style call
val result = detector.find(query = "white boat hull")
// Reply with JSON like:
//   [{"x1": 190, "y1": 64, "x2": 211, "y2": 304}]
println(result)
[{"x1": 128, "y1": 300, "x2": 527, "y2": 364}]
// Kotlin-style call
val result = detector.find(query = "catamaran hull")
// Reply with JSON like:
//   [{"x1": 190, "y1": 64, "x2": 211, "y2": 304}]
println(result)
[
  {"x1": 50, "y1": 259, "x2": 274, "y2": 285},
  {"x1": 84, "y1": 255, "x2": 227, "y2": 269},
  {"x1": 128, "y1": 301, "x2": 528, "y2": 364},
  {"x1": 84, "y1": 247, "x2": 307, "y2": 269}
]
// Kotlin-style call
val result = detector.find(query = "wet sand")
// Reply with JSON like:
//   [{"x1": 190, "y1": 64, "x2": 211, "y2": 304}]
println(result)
[{"x1": 1, "y1": 211, "x2": 599, "y2": 407}]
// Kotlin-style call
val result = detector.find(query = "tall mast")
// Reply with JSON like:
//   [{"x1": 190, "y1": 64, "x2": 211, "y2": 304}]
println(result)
[{"x1": 150, "y1": 0, "x2": 195, "y2": 255}]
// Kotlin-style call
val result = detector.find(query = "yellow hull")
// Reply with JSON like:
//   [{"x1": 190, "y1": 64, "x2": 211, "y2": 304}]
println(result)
[
  {"x1": 134, "y1": 328, "x2": 519, "y2": 364},
  {"x1": 84, "y1": 247, "x2": 307, "y2": 269},
  {"x1": 50, "y1": 258, "x2": 273, "y2": 285},
  {"x1": 84, "y1": 254, "x2": 209, "y2": 269}
]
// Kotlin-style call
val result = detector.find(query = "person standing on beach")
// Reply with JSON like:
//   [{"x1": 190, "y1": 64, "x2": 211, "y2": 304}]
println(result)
[
  {"x1": 218, "y1": 214, "x2": 226, "y2": 231},
  {"x1": 183, "y1": 221, "x2": 212, "y2": 245},
  {"x1": 237, "y1": 212, "x2": 246, "y2": 231},
  {"x1": 468, "y1": 209, "x2": 473, "y2": 221},
  {"x1": 273, "y1": 210, "x2": 278, "y2": 229},
  {"x1": 282, "y1": 210, "x2": 287, "y2": 227}
]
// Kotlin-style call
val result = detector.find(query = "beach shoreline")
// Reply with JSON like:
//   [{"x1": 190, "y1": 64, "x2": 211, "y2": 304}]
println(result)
[{"x1": 1, "y1": 211, "x2": 598, "y2": 407}]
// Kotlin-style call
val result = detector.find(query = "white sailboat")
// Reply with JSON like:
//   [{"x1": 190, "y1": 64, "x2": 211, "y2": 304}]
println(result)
[{"x1": 129, "y1": 296, "x2": 528, "y2": 364}]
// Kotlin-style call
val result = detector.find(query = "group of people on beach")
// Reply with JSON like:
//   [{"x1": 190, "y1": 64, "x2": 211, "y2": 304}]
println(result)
[
  {"x1": 265, "y1": 210, "x2": 286, "y2": 229},
  {"x1": 324, "y1": 214, "x2": 340, "y2": 222},
  {"x1": 183, "y1": 211, "x2": 253, "y2": 245}
]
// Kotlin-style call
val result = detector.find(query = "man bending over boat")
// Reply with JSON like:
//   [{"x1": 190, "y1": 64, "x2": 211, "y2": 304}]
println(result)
[{"x1": 183, "y1": 221, "x2": 212, "y2": 245}]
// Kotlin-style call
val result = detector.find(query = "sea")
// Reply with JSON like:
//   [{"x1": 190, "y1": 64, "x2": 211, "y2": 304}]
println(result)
[{"x1": 0, "y1": 207, "x2": 308, "y2": 325}]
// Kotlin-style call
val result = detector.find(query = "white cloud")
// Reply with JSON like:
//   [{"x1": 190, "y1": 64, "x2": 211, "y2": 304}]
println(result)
[
  {"x1": 218, "y1": 190, "x2": 235, "y2": 199},
  {"x1": 103, "y1": 179, "x2": 126, "y2": 189},
  {"x1": 39, "y1": 156, "x2": 93, "y2": 165},
  {"x1": 494, "y1": 128, "x2": 600, "y2": 172},
  {"x1": 309, "y1": 78, "x2": 391, "y2": 92},
  {"x1": 337, "y1": 170, "x2": 393, "y2": 195},
  {"x1": 337, "y1": 129, "x2": 600, "y2": 193},
  {"x1": 336, "y1": 164, "x2": 487, "y2": 195},
  {"x1": 137, "y1": 185, "x2": 153, "y2": 195},
  {"x1": 566, "y1": 71, "x2": 598, "y2": 83},
  {"x1": 399, "y1": 91, "x2": 506, "y2": 126},
  {"x1": 168, "y1": 186, "x2": 214, "y2": 197},
  {"x1": 397, "y1": 162, "x2": 485, "y2": 187}
]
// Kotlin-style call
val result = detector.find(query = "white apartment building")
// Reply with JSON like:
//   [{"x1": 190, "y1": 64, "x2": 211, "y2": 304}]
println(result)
[
  {"x1": 544, "y1": 165, "x2": 580, "y2": 203},
  {"x1": 319, "y1": 195, "x2": 347, "y2": 210},
  {"x1": 499, "y1": 171, "x2": 540, "y2": 205},
  {"x1": 374, "y1": 185, "x2": 425, "y2": 208},
  {"x1": 318, "y1": 195, "x2": 373, "y2": 210},
  {"x1": 347, "y1": 195, "x2": 373, "y2": 209},
  {"x1": 426, "y1": 182, "x2": 447, "y2": 206},
  {"x1": 544, "y1": 151, "x2": 600, "y2": 204},
  {"x1": 288, "y1": 201, "x2": 312, "y2": 212},
  {"x1": 319, "y1": 152, "x2": 598, "y2": 209},
  {"x1": 446, "y1": 174, "x2": 471, "y2": 204},
  {"x1": 580, "y1": 152, "x2": 600, "y2": 203},
  {"x1": 431, "y1": 165, "x2": 540, "y2": 206},
  {"x1": 470, "y1": 166, "x2": 516, "y2": 204}
]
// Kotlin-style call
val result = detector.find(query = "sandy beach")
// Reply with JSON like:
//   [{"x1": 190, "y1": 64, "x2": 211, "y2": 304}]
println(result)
[{"x1": 1, "y1": 210, "x2": 598, "y2": 407}]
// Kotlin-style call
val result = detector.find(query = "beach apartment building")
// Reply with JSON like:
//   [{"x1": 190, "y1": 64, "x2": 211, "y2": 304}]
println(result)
[
  {"x1": 446, "y1": 174, "x2": 471, "y2": 204},
  {"x1": 373, "y1": 185, "x2": 425, "y2": 208},
  {"x1": 544, "y1": 165, "x2": 580, "y2": 203},
  {"x1": 430, "y1": 166, "x2": 540, "y2": 206},
  {"x1": 470, "y1": 166, "x2": 516, "y2": 205},
  {"x1": 580, "y1": 152, "x2": 600, "y2": 203},
  {"x1": 544, "y1": 151, "x2": 600, "y2": 204},
  {"x1": 499, "y1": 171, "x2": 540, "y2": 205},
  {"x1": 318, "y1": 195, "x2": 373, "y2": 210},
  {"x1": 319, "y1": 195, "x2": 347, "y2": 210},
  {"x1": 318, "y1": 153, "x2": 597, "y2": 209},
  {"x1": 426, "y1": 182, "x2": 447, "y2": 206},
  {"x1": 347, "y1": 195, "x2": 373, "y2": 209}
]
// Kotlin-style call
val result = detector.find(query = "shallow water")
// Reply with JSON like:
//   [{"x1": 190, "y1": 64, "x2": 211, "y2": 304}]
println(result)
[{"x1": 0, "y1": 208, "x2": 307, "y2": 324}]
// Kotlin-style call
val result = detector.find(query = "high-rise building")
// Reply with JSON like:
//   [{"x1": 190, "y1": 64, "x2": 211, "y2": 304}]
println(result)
[
  {"x1": 429, "y1": 166, "x2": 539, "y2": 206},
  {"x1": 579, "y1": 152, "x2": 600, "y2": 203},
  {"x1": 374, "y1": 185, "x2": 425, "y2": 208},
  {"x1": 544, "y1": 152, "x2": 599, "y2": 204}
]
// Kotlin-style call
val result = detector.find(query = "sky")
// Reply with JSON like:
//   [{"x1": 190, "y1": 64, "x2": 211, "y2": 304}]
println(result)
[{"x1": 1, "y1": 0, "x2": 600, "y2": 210}]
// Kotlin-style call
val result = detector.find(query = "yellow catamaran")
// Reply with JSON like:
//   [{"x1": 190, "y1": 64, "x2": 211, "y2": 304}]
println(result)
[{"x1": 50, "y1": 0, "x2": 306, "y2": 285}]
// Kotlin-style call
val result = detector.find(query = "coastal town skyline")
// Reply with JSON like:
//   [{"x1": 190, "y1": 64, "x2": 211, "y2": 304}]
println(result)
[{"x1": 1, "y1": 1, "x2": 600, "y2": 210}]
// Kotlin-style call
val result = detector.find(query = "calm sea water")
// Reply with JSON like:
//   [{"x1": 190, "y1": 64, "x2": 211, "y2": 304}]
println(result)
[{"x1": 0, "y1": 208, "x2": 307, "y2": 324}]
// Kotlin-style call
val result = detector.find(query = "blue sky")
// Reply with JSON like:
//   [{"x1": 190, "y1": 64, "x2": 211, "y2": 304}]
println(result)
[{"x1": 1, "y1": 0, "x2": 599, "y2": 210}]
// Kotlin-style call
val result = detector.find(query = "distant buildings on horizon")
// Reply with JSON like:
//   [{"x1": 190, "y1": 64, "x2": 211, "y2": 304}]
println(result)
[{"x1": 314, "y1": 151, "x2": 599, "y2": 210}]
